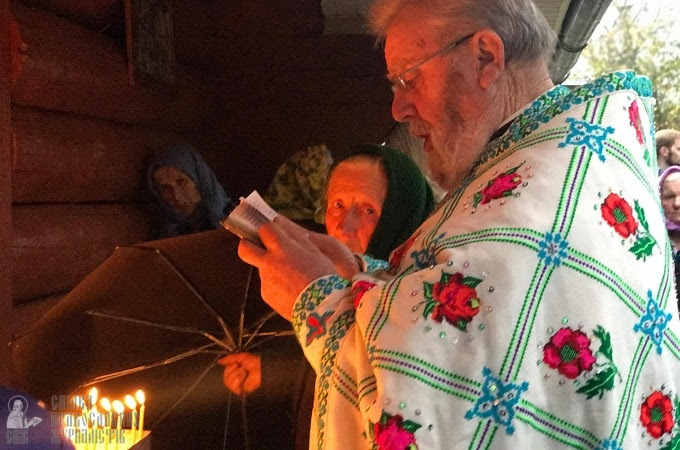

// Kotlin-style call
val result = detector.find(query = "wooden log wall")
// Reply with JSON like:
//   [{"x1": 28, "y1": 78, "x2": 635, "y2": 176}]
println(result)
[
  {"x1": 172, "y1": 0, "x2": 395, "y2": 196},
  {"x1": 1, "y1": 0, "x2": 13, "y2": 384},
  {"x1": 9, "y1": 1, "x2": 216, "y2": 316}
]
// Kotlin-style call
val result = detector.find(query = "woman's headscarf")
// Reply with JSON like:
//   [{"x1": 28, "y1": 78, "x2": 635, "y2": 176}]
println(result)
[
  {"x1": 341, "y1": 145, "x2": 435, "y2": 260},
  {"x1": 659, "y1": 165, "x2": 680, "y2": 232},
  {"x1": 147, "y1": 144, "x2": 234, "y2": 238}
]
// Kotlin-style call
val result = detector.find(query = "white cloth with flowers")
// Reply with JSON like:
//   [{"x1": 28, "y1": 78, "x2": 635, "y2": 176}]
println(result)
[{"x1": 292, "y1": 71, "x2": 680, "y2": 450}]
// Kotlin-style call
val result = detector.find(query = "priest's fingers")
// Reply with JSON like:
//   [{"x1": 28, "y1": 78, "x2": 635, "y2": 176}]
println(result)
[{"x1": 238, "y1": 237, "x2": 267, "y2": 268}]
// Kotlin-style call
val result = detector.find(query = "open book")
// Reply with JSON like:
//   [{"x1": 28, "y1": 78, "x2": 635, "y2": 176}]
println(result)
[{"x1": 220, "y1": 191, "x2": 278, "y2": 246}]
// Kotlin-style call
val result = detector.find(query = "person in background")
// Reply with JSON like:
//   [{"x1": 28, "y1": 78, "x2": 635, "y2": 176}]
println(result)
[
  {"x1": 659, "y1": 165, "x2": 680, "y2": 312},
  {"x1": 146, "y1": 144, "x2": 234, "y2": 239},
  {"x1": 237, "y1": 0, "x2": 679, "y2": 448},
  {"x1": 220, "y1": 144, "x2": 434, "y2": 449},
  {"x1": 656, "y1": 129, "x2": 680, "y2": 172}
]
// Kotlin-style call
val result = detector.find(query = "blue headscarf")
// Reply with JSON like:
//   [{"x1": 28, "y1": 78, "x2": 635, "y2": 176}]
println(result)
[{"x1": 147, "y1": 144, "x2": 234, "y2": 238}]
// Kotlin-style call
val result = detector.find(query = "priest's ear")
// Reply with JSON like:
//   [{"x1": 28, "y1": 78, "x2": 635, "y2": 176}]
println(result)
[{"x1": 469, "y1": 29, "x2": 505, "y2": 90}]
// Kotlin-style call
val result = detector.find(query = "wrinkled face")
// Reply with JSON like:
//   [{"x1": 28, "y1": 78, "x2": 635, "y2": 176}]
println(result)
[
  {"x1": 153, "y1": 166, "x2": 202, "y2": 218},
  {"x1": 661, "y1": 173, "x2": 680, "y2": 223},
  {"x1": 13, "y1": 400, "x2": 22, "y2": 412},
  {"x1": 662, "y1": 139, "x2": 680, "y2": 167},
  {"x1": 325, "y1": 159, "x2": 388, "y2": 254},
  {"x1": 385, "y1": 5, "x2": 490, "y2": 191}
]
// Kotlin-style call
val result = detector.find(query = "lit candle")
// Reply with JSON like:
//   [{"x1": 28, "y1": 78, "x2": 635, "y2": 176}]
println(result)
[
  {"x1": 100, "y1": 398, "x2": 112, "y2": 450},
  {"x1": 124, "y1": 395, "x2": 137, "y2": 443},
  {"x1": 76, "y1": 415, "x2": 89, "y2": 450},
  {"x1": 135, "y1": 390, "x2": 145, "y2": 442},
  {"x1": 112, "y1": 400, "x2": 124, "y2": 450}
]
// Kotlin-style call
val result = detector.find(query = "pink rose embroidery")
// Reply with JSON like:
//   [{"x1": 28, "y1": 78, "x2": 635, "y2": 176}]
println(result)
[
  {"x1": 472, "y1": 164, "x2": 524, "y2": 207},
  {"x1": 389, "y1": 232, "x2": 420, "y2": 271},
  {"x1": 543, "y1": 327, "x2": 596, "y2": 379},
  {"x1": 629, "y1": 99, "x2": 645, "y2": 145},
  {"x1": 373, "y1": 412, "x2": 420, "y2": 450}
]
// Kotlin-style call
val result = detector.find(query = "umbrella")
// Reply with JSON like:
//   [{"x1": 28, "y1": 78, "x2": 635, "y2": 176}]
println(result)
[{"x1": 10, "y1": 229, "x2": 297, "y2": 449}]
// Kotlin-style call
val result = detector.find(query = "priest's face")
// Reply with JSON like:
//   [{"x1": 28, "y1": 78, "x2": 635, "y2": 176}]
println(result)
[{"x1": 385, "y1": 4, "x2": 491, "y2": 191}]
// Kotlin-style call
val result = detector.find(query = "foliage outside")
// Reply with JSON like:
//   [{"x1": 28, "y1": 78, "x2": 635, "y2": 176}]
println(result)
[{"x1": 572, "y1": 0, "x2": 680, "y2": 130}]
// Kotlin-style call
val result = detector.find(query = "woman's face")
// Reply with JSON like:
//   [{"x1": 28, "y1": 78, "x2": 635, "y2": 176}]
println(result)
[
  {"x1": 662, "y1": 174, "x2": 680, "y2": 223},
  {"x1": 325, "y1": 159, "x2": 388, "y2": 253},
  {"x1": 153, "y1": 166, "x2": 202, "y2": 218}
]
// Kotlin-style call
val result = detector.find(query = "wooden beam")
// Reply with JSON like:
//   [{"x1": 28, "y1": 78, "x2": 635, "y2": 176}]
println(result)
[
  {"x1": 13, "y1": 204, "x2": 152, "y2": 303},
  {"x1": 11, "y1": 106, "x2": 190, "y2": 203},
  {"x1": 10, "y1": 3, "x2": 214, "y2": 132},
  {"x1": 0, "y1": 0, "x2": 12, "y2": 385}
]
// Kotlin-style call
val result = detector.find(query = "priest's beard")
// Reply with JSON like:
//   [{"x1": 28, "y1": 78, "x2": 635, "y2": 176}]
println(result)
[{"x1": 424, "y1": 104, "x2": 491, "y2": 193}]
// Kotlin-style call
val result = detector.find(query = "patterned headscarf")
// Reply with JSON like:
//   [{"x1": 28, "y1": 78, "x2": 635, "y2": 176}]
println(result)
[
  {"x1": 659, "y1": 165, "x2": 680, "y2": 232},
  {"x1": 147, "y1": 144, "x2": 234, "y2": 238},
  {"x1": 264, "y1": 144, "x2": 334, "y2": 226},
  {"x1": 341, "y1": 145, "x2": 435, "y2": 261}
]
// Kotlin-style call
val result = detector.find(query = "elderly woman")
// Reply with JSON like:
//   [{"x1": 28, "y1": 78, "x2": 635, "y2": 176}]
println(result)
[
  {"x1": 660, "y1": 165, "x2": 680, "y2": 310},
  {"x1": 219, "y1": 144, "x2": 435, "y2": 449},
  {"x1": 147, "y1": 144, "x2": 234, "y2": 239}
]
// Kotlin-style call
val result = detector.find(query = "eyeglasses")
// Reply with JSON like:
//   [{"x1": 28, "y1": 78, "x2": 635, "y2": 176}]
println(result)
[{"x1": 388, "y1": 32, "x2": 476, "y2": 92}]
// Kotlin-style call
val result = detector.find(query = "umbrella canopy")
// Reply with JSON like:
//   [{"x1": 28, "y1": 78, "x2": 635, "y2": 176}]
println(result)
[{"x1": 10, "y1": 229, "x2": 294, "y2": 448}]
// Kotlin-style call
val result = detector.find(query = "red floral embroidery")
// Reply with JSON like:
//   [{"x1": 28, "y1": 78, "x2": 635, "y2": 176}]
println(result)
[
  {"x1": 352, "y1": 281, "x2": 376, "y2": 309},
  {"x1": 640, "y1": 391, "x2": 675, "y2": 438},
  {"x1": 480, "y1": 173, "x2": 522, "y2": 204},
  {"x1": 389, "y1": 232, "x2": 420, "y2": 271},
  {"x1": 543, "y1": 327, "x2": 596, "y2": 379},
  {"x1": 472, "y1": 165, "x2": 523, "y2": 207},
  {"x1": 600, "y1": 193, "x2": 638, "y2": 238},
  {"x1": 423, "y1": 272, "x2": 481, "y2": 330},
  {"x1": 629, "y1": 100, "x2": 645, "y2": 145},
  {"x1": 373, "y1": 414, "x2": 419, "y2": 450}
]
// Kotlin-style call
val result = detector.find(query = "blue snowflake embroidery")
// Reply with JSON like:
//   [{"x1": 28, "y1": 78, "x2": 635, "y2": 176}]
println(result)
[
  {"x1": 537, "y1": 232, "x2": 569, "y2": 267},
  {"x1": 558, "y1": 118, "x2": 615, "y2": 162},
  {"x1": 634, "y1": 290, "x2": 672, "y2": 354},
  {"x1": 363, "y1": 255, "x2": 389, "y2": 272},
  {"x1": 595, "y1": 438, "x2": 622, "y2": 450},
  {"x1": 411, "y1": 233, "x2": 445, "y2": 269},
  {"x1": 465, "y1": 367, "x2": 529, "y2": 435},
  {"x1": 305, "y1": 311, "x2": 333, "y2": 346}
]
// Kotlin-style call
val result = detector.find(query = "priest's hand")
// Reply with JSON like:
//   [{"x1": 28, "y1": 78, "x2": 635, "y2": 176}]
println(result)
[{"x1": 238, "y1": 216, "x2": 353, "y2": 321}]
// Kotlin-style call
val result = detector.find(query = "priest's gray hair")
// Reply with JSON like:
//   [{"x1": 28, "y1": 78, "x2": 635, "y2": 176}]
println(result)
[{"x1": 369, "y1": 0, "x2": 556, "y2": 65}]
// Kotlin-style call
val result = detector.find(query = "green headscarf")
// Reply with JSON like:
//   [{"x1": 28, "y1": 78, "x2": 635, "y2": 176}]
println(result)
[{"x1": 342, "y1": 145, "x2": 435, "y2": 261}]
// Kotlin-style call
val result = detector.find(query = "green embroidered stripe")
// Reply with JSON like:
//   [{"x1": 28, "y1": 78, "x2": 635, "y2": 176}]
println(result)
[
  {"x1": 604, "y1": 139, "x2": 658, "y2": 199},
  {"x1": 564, "y1": 255, "x2": 646, "y2": 315},
  {"x1": 664, "y1": 329, "x2": 680, "y2": 361},
  {"x1": 373, "y1": 349, "x2": 481, "y2": 402},
  {"x1": 595, "y1": 96, "x2": 608, "y2": 124},
  {"x1": 336, "y1": 366, "x2": 357, "y2": 390},
  {"x1": 471, "y1": 422, "x2": 498, "y2": 450},
  {"x1": 508, "y1": 264, "x2": 555, "y2": 382},
  {"x1": 609, "y1": 339, "x2": 652, "y2": 442},
  {"x1": 315, "y1": 310, "x2": 355, "y2": 450},
  {"x1": 468, "y1": 421, "x2": 486, "y2": 450},
  {"x1": 332, "y1": 374, "x2": 359, "y2": 410},
  {"x1": 437, "y1": 227, "x2": 544, "y2": 252},
  {"x1": 551, "y1": 147, "x2": 591, "y2": 235},
  {"x1": 514, "y1": 127, "x2": 569, "y2": 151},
  {"x1": 426, "y1": 188, "x2": 464, "y2": 244},
  {"x1": 516, "y1": 400, "x2": 601, "y2": 448},
  {"x1": 366, "y1": 275, "x2": 406, "y2": 342}
]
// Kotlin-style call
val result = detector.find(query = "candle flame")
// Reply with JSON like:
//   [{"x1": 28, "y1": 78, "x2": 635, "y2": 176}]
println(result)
[
  {"x1": 73, "y1": 395, "x2": 84, "y2": 408},
  {"x1": 88, "y1": 387, "x2": 98, "y2": 405},
  {"x1": 135, "y1": 390, "x2": 145, "y2": 405},
  {"x1": 124, "y1": 395, "x2": 137, "y2": 410},
  {"x1": 112, "y1": 400, "x2": 124, "y2": 414},
  {"x1": 100, "y1": 398, "x2": 111, "y2": 412}
]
